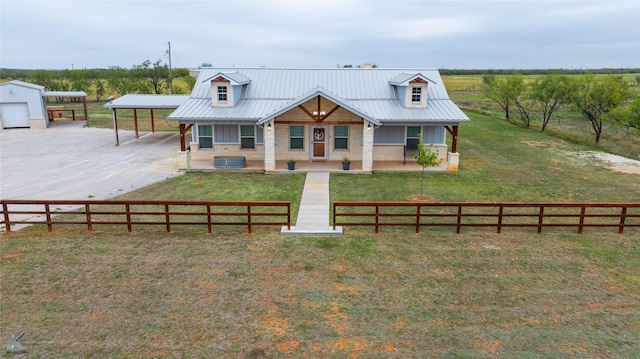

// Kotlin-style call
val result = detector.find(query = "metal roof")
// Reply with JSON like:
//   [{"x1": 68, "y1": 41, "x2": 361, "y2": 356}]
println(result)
[
  {"x1": 169, "y1": 68, "x2": 469, "y2": 124},
  {"x1": 44, "y1": 91, "x2": 87, "y2": 98},
  {"x1": 1, "y1": 80, "x2": 45, "y2": 92},
  {"x1": 104, "y1": 94, "x2": 190, "y2": 109}
]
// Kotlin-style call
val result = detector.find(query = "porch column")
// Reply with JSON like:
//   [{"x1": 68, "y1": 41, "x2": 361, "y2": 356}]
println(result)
[
  {"x1": 264, "y1": 120, "x2": 276, "y2": 171},
  {"x1": 446, "y1": 125, "x2": 459, "y2": 171},
  {"x1": 362, "y1": 121, "x2": 374, "y2": 172},
  {"x1": 177, "y1": 124, "x2": 192, "y2": 169}
]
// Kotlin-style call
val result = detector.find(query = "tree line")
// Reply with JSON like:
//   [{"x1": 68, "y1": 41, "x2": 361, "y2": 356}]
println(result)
[
  {"x1": 0, "y1": 61, "x2": 196, "y2": 101},
  {"x1": 481, "y1": 73, "x2": 640, "y2": 143}
]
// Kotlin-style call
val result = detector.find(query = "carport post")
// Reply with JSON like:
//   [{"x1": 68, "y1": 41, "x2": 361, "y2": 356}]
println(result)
[
  {"x1": 133, "y1": 108, "x2": 139, "y2": 139},
  {"x1": 150, "y1": 109, "x2": 155, "y2": 133},
  {"x1": 112, "y1": 108, "x2": 120, "y2": 146}
]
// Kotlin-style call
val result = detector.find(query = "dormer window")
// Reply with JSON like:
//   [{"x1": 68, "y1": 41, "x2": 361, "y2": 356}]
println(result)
[
  {"x1": 411, "y1": 87, "x2": 422, "y2": 102},
  {"x1": 217, "y1": 86, "x2": 228, "y2": 102}
]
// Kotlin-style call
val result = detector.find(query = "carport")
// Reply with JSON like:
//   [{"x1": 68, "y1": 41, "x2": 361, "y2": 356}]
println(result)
[{"x1": 104, "y1": 94, "x2": 189, "y2": 145}]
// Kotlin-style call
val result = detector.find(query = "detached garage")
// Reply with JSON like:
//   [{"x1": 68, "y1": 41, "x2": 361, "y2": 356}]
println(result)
[
  {"x1": 0, "y1": 80, "x2": 87, "y2": 130},
  {"x1": 0, "y1": 80, "x2": 49, "y2": 130}
]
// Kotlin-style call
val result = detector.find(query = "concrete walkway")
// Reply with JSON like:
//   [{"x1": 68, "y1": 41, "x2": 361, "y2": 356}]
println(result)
[{"x1": 281, "y1": 172, "x2": 342, "y2": 235}]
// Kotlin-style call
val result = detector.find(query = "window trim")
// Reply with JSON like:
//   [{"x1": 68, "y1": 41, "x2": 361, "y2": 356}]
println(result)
[
  {"x1": 334, "y1": 125, "x2": 349, "y2": 150},
  {"x1": 197, "y1": 125, "x2": 213, "y2": 149},
  {"x1": 406, "y1": 126, "x2": 421, "y2": 150},
  {"x1": 411, "y1": 87, "x2": 422, "y2": 102},
  {"x1": 240, "y1": 125, "x2": 255, "y2": 149},
  {"x1": 289, "y1": 125, "x2": 304, "y2": 150},
  {"x1": 217, "y1": 86, "x2": 228, "y2": 102}
]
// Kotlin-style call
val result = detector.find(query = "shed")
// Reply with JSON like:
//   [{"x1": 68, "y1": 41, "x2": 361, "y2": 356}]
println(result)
[
  {"x1": 0, "y1": 81, "x2": 49, "y2": 129},
  {"x1": 0, "y1": 80, "x2": 88, "y2": 130}
]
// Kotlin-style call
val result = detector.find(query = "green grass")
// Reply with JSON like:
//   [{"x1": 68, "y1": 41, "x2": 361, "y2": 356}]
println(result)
[{"x1": 2, "y1": 106, "x2": 639, "y2": 357}]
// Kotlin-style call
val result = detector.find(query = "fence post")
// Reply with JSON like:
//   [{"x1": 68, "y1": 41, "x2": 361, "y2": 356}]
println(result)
[
  {"x1": 45, "y1": 203, "x2": 53, "y2": 232},
  {"x1": 287, "y1": 203, "x2": 291, "y2": 230},
  {"x1": 247, "y1": 205, "x2": 252, "y2": 234},
  {"x1": 415, "y1": 205, "x2": 421, "y2": 234},
  {"x1": 165, "y1": 204, "x2": 171, "y2": 232},
  {"x1": 497, "y1": 206, "x2": 504, "y2": 233},
  {"x1": 126, "y1": 204, "x2": 132, "y2": 232},
  {"x1": 456, "y1": 206, "x2": 462, "y2": 234},
  {"x1": 537, "y1": 206, "x2": 544, "y2": 233},
  {"x1": 2, "y1": 202, "x2": 11, "y2": 232},
  {"x1": 375, "y1": 204, "x2": 380, "y2": 234},
  {"x1": 578, "y1": 206, "x2": 586, "y2": 234},
  {"x1": 85, "y1": 204, "x2": 92, "y2": 232},
  {"x1": 207, "y1": 204, "x2": 212, "y2": 234},
  {"x1": 618, "y1": 206, "x2": 627, "y2": 234},
  {"x1": 332, "y1": 203, "x2": 336, "y2": 230}
]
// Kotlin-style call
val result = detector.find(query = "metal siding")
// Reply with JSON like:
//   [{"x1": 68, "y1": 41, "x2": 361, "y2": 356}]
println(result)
[{"x1": 0, "y1": 82, "x2": 46, "y2": 120}]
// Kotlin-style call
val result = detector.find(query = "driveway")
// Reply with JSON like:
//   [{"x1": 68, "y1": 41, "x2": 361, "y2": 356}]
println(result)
[{"x1": 1, "y1": 121, "x2": 182, "y2": 228}]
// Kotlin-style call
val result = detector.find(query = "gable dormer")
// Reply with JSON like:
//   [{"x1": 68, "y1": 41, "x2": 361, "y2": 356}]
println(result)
[
  {"x1": 208, "y1": 72, "x2": 251, "y2": 107},
  {"x1": 389, "y1": 73, "x2": 431, "y2": 109}
]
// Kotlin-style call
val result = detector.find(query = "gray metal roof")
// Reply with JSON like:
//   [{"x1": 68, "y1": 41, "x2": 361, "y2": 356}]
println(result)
[
  {"x1": 169, "y1": 68, "x2": 469, "y2": 124},
  {"x1": 1, "y1": 80, "x2": 45, "y2": 92},
  {"x1": 44, "y1": 91, "x2": 87, "y2": 98},
  {"x1": 104, "y1": 94, "x2": 190, "y2": 109}
]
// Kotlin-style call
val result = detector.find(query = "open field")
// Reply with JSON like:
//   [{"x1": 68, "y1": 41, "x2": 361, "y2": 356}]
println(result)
[{"x1": 2, "y1": 110, "x2": 639, "y2": 357}]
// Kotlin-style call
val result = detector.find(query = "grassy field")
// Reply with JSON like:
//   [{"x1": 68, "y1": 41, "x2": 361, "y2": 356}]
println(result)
[{"x1": 2, "y1": 109, "x2": 639, "y2": 357}]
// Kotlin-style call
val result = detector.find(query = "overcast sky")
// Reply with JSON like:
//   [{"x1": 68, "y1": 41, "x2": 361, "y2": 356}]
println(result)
[{"x1": 1, "y1": 0, "x2": 638, "y2": 70}]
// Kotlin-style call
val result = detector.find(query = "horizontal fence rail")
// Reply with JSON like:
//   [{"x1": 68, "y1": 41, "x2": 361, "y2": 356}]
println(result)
[
  {"x1": 1, "y1": 199, "x2": 290, "y2": 234},
  {"x1": 333, "y1": 202, "x2": 640, "y2": 234}
]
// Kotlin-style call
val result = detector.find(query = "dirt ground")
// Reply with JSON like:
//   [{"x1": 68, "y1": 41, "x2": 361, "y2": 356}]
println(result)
[{"x1": 0, "y1": 121, "x2": 183, "y2": 228}]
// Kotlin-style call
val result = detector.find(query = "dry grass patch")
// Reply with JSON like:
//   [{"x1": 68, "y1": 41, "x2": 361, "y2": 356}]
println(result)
[{"x1": 2, "y1": 227, "x2": 638, "y2": 358}]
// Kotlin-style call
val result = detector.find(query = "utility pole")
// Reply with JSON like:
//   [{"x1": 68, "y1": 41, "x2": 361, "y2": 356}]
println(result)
[{"x1": 168, "y1": 41, "x2": 173, "y2": 94}]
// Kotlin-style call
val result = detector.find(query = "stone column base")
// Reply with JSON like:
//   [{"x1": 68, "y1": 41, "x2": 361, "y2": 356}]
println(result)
[
  {"x1": 447, "y1": 152, "x2": 459, "y2": 171},
  {"x1": 177, "y1": 150, "x2": 191, "y2": 169},
  {"x1": 30, "y1": 118, "x2": 47, "y2": 129}
]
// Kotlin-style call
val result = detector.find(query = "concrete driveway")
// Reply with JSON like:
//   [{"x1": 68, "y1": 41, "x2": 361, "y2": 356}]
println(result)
[{"x1": 1, "y1": 121, "x2": 182, "y2": 228}]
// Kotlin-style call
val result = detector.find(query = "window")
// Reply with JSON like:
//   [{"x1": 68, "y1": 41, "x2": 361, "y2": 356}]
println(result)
[
  {"x1": 240, "y1": 125, "x2": 255, "y2": 149},
  {"x1": 406, "y1": 126, "x2": 421, "y2": 150},
  {"x1": 290, "y1": 125, "x2": 304, "y2": 150},
  {"x1": 198, "y1": 125, "x2": 213, "y2": 149},
  {"x1": 411, "y1": 87, "x2": 422, "y2": 102},
  {"x1": 214, "y1": 124, "x2": 238, "y2": 143},
  {"x1": 334, "y1": 125, "x2": 348, "y2": 150},
  {"x1": 217, "y1": 86, "x2": 228, "y2": 102}
]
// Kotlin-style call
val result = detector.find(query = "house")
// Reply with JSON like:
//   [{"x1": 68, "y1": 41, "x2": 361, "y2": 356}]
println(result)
[
  {"x1": 0, "y1": 80, "x2": 87, "y2": 130},
  {"x1": 168, "y1": 67, "x2": 470, "y2": 172}
]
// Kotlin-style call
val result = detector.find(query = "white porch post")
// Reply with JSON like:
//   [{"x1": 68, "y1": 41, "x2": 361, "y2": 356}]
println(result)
[
  {"x1": 362, "y1": 121, "x2": 374, "y2": 172},
  {"x1": 264, "y1": 120, "x2": 276, "y2": 171}
]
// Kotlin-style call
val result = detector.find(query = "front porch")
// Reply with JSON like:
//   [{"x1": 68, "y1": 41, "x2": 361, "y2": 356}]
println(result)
[{"x1": 184, "y1": 158, "x2": 452, "y2": 173}]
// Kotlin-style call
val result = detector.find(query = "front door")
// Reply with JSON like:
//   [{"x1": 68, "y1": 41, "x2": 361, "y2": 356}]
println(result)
[{"x1": 311, "y1": 126, "x2": 327, "y2": 159}]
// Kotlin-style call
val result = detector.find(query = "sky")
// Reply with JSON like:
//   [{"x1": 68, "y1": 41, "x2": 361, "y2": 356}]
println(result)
[{"x1": 1, "y1": 0, "x2": 639, "y2": 70}]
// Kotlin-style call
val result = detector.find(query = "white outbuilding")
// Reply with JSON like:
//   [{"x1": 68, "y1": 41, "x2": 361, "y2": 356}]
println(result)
[{"x1": 0, "y1": 80, "x2": 87, "y2": 131}]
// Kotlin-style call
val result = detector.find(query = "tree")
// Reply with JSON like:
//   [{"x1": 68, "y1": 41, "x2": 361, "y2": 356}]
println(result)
[
  {"x1": 107, "y1": 66, "x2": 139, "y2": 96},
  {"x1": 94, "y1": 79, "x2": 106, "y2": 101},
  {"x1": 481, "y1": 75, "x2": 525, "y2": 121},
  {"x1": 183, "y1": 75, "x2": 197, "y2": 91},
  {"x1": 509, "y1": 75, "x2": 535, "y2": 128},
  {"x1": 569, "y1": 74, "x2": 629, "y2": 144},
  {"x1": 608, "y1": 95, "x2": 640, "y2": 135},
  {"x1": 413, "y1": 134, "x2": 442, "y2": 199},
  {"x1": 530, "y1": 74, "x2": 570, "y2": 131},
  {"x1": 133, "y1": 59, "x2": 169, "y2": 94}
]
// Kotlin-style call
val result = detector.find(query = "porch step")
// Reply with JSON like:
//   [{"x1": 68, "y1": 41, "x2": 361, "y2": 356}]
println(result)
[{"x1": 281, "y1": 172, "x2": 343, "y2": 235}]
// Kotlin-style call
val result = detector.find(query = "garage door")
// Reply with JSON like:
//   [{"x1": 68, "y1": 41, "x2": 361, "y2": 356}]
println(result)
[{"x1": 0, "y1": 103, "x2": 30, "y2": 128}]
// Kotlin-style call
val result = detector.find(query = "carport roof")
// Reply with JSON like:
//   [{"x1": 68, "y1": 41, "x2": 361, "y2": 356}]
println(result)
[{"x1": 104, "y1": 94, "x2": 190, "y2": 109}]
